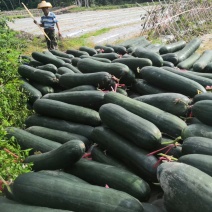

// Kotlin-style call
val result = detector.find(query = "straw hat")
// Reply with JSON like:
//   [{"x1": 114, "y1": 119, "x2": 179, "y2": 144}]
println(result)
[{"x1": 37, "y1": 1, "x2": 52, "y2": 9}]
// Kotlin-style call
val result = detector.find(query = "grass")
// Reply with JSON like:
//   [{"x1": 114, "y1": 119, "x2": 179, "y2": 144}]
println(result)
[
  {"x1": 58, "y1": 28, "x2": 112, "y2": 51},
  {"x1": 4, "y1": 15, "x2": 27, "y2": 19},
  {"x1": 23, "y1": 27, "x2": 113, "y2": 55},
  {"x1": 67, "y1": 4, "x2": 146, "y2": 13},
  {"x1": 149, "y1": 37, "x2": 163, "y2": 45},
  {"x1": 83, "y1": 28, "x2": 111, "y2": 37},
  {"x1": 23, "y1": 37, "x2": 46, "y2": 55},
  {"x1": 58, "y1": 28, "x2": 112, "y2": 50}
]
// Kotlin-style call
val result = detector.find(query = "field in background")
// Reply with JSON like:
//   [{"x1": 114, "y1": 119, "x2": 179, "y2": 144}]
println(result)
[{"x1": 5, "y1": 2, "x2": 211, "y2": 54}]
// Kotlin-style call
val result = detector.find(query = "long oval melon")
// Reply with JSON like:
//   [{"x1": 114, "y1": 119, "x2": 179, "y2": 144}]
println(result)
[
  {"x1": 181, "y1": 123, "x2": 212, "y2": 139},
  {"x1": 142, "y1": 202, "x2": 165, "y2": 212},
  {"x1": 28, "y1": 59, "x2": 43, "y2": 67},
  {"x1": 80, "y1": 55, "x2": 111, "y2": 63},
  {"x1": 43, "y1": 50, "x2": 57, "y2": 57},
  {"x1": 25, "y1": 126, "x2": 91, "y2": 150},
  {"x1": 94, "y1": 45, "x2": 114, "y2": 53},
  {"x1": 25, "y1": 114, "x2": 94, "y2": 138},
  {"x1": 91, "y1": 126, "x2": 159, "y2": 182},
  {"x1": 38, "y1": 170, "x2": 89, "y2": 184},
  {"x1": 178, "y1": 154, "x2": 212, "y2": 177},
  {"x1": 187, "y1": 71, "x2": 212, "y2": 79},
  {"x1": 177, "y1": 52, "x2": 200, "y2": 69},
  {"x1": 141, "y1": 66, "x2": 206, "y2": 97},
  {"x1": 60, "y1": 85, "x2": 96, "y2": 92},
  {"x1": 92, "y1": 53, "x2": 120, "y2": 60},
  {"x1": 116, "y1": 87, "x2": 128, "y2": 96},
  {"x1": 159, "y1": 40, "x2": 186, "y2": 54},
  {"x1": 0, "y1": 197, "x2": 73, "y2": 212},
  {"x1": 99, "y1": 103, "x2": 162, "y2": 150},
  {"x1": 66, "y1": 49, "x2": 89, "y2": 57},
  {"x1": 132, "y1": 79, "x2": 167, "y2": 95},
  {"x1": 106, "y1": 44, "x2": 127, "y2": 55},
  {"x1": 120, "y1": 36, "x2": 150, "y2": 48},
  {"x1": 192, "y1": 100, "x2": 212, "y2": 125},
  {"x1": 71, "y1": 57, "x2": 81, "y2": 66},
  {"x1": 161, "y1": 53, "x2": 178, "y2": 65},
  {"x1": 42, "y1": 91, "x2": 104, "y2": 110},
  {"x1": 204, "y1": 62, "x2": 212, "y2": 73},
  {"x1": 157, "y1": 162, "x2": 212, "y2": 212},
  {"x1": 182, "y1": 136, "x2": 212, "y2": 155},
  {"x1": 79, "y1": 46, "x2": 97, "y2": 56},
  {"x1": 134, "y1": 47, "x2": 163, "y2": 67},
  {"x1": 77, "y1": 58, "x2": 135, "y2": 84},
  {"x1": 55, "y1": 56, "x2": 73, "y2": 64},
  {"x1": 32, "y1": 52, "x2": 65, "y2": 67},
  {"x1": 29, "y1": 81, "x2": 54, "y2": 95},
  {"x1": 33, "y1": 99, "x2": 101, "y2": 127},
  {"x1": 162, "y1": 61, "x2": 174, "y2": 67},
  {"x1": 127, "y1": 46, "x2": 137, "y2": 54},
  {"x1": 62, "y1": 63, "x2": 82, "y2": 74},
  {"x1": 18, "y1": 65, "x2": 57, "y2": 86},
  {"x1": 13, "y1": 172, "x2": 144, "y2": 212},
  {"x1": 193, "y1": 50, "x2": 212, "y2": 72},
  {"x1": 112, "y1": 57, "x2": 152, "y2": 77},
  {"x1": 57, "y1": 67, "x2": 75, "y2": 75},
  {"x1": 193, "y1": 92, "x2": 212, "y2": 103},
  {"x1": 20, "y1": 78, "x2": 42, "y2": 104},
  {"x1": 6, "y1": 127, "x2": 61, "y2": 154},
  {"x1": 162, "y1": 66, "x2": 212, "y2": 87},
  {"x1": 177, "y1": 38, "x2": 202, "y2": 63},
  {"x1": 134, "y1": 93, "x2": 190, "y2": 117},
  {"x1": 50, "y1": 49, "x2": 74, "y2": 59},
  {"x1": 67, "y1": 158, "x2": 151, "y2": 202},
  {"x1": 104, "y1": 92, "x2": 187, "y2": 138},
  {"x1": 59, "y1": 72, "x2": 115, "y2": 90},
  {"x1": 37, "y1": 63, "x2": 58, "y2": 74},
  {"x1": 24, "y1": 140, "x2": 85, "y2": 171}
]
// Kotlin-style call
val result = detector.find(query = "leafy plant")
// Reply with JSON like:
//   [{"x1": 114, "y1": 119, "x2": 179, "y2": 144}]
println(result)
[
  {"x1": 0, "y1": 134, "x2": 32, "y2": 193},
  {"x1": 0, "y1": 16, "x2": 33, "y2": 193}
]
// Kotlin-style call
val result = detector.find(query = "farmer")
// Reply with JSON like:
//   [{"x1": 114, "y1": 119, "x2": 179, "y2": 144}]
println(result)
[{"x1": 34, "y1": 1, "x2": 62, "y2": 50}]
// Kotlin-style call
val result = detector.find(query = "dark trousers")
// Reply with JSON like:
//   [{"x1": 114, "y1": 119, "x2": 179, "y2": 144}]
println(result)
[{"x1": 44, "y1": 28, "x2": 58, "y2": 50}]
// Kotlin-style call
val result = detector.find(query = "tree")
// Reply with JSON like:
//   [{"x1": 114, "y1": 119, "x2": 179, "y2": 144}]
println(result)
[
  {"x1": 75, "y1": 0, "x2": 82, "y2": 7},
  {"x1": 84, "y1": 0, "x2": 90, "y2": 7},
  {"x1": 1, "y1": 0, "x2": 9, "y2": 10},
  {"x1": 8, "y1": 0, "x2": 14, "y2": 10}
]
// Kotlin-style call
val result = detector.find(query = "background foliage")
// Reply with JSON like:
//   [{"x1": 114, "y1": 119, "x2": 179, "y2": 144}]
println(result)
[
  {"x1": 0, "y1": 17, "x2": 32, "y2": 188},
  {"x1": 0, "y1": 0, "x2": 153, "y2": 10}
]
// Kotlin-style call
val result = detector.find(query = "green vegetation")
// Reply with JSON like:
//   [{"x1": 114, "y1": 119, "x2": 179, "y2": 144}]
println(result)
[
  {"x1": 0, "y1": 17, "x2": 30, "y2": 127},
  {"x1": 147, "y1": 6, "x2": 212, "y2": 43},
  {"x1": 59, "y1": 27, "x2": 112, "y2": 50},
  {"x1": 69, "y1": 4, "x2": 139, "y2": 12},
  {"x1": 24, "y1": 27, "x2": 113, "y2": 54},
  {"x1": 0, "y1": 1, "x2": 146, "y2": 11},
  {"x1": 0, "y1": 17, "x2": 32, "y2": 192}
]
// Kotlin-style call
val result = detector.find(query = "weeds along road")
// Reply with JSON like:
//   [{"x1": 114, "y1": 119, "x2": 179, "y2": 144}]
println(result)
[{"x1": 8, "y1": 7, "x2": 149, "y2": 45}]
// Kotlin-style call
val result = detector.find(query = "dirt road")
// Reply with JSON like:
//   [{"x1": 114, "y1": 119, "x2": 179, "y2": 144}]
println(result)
[{"x1": 8, "y1": 7, "x2": 149, "y2": 45}]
